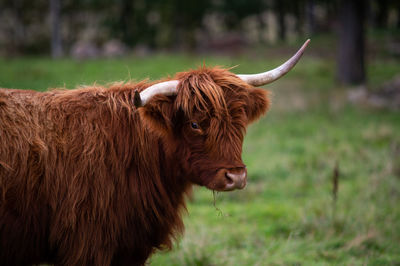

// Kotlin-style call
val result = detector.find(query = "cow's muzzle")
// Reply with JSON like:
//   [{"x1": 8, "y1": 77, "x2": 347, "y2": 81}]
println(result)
[
  {"x1": 207, "y1": 167, "x2": 247, "y2": 191},
  {"x1": 224, "y1": 169, "x2": 247, "y2": 190}
]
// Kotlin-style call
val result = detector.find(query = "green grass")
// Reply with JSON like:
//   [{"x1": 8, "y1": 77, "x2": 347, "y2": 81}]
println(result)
[{"x1": 1, "y1": 44, "x2": 399, "y2": 265}]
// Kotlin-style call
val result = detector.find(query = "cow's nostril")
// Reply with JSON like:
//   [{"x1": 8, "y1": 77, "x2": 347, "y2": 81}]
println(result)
[{"x1": 225, "y1": 172, "x2": 234, "y2": 184}]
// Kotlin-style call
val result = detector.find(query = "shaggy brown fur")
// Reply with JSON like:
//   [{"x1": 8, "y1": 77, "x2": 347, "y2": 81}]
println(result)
[{"x1": 0, "y1": 66, "x2": 269, "y2": 265}]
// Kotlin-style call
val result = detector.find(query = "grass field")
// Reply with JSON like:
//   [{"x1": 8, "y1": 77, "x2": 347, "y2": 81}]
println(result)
[{"x1": 1, "y1": 40, "x2": 399, "y2": 265}]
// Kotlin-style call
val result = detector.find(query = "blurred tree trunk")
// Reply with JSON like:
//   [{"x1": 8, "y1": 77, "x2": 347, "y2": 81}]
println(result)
[
  {"x1": 293, "y1": 1, "x2": 304, "y2": 36},
  {"x1": 172, "y1": 13, "x2": 184, "y2": 51},
  {"x1": 50, "y1": 0, "x2": 62, "y2": 58},
  {"x1": 11, "y1": 0, "x2": 26, "y2": 54},
  {"x1": 337, "y1": 0, "x2": 366, "y2": 85},
  {"x1": 257, "y1": 13, "x2": 267, "y2": 44},
  {"x1": 397, "y1": 4, "x2": 400, "y2": 29},
  {"x1": 118, "y1": 0, "x2": 134, "y2": 45},
  {"x1": 375, "y1": 0, "x2": 388, "y2": 28},
  {"x1": 305, "y1": 0, "x2": 315, "y2": 35},
  {"x1": 275, "y1": 0, "x2": 286, "y2": 41}
]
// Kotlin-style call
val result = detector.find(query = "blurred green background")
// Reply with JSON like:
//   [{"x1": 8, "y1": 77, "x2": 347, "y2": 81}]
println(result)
[{"x1": 1, "y1": 0, "x2": 400, "y2": 265}]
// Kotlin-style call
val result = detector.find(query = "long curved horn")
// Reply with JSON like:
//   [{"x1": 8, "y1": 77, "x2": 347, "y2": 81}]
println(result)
[
  {"x1": 134, "y1": 80, "x2": 179, "y2": 107},
  {"x1": 237, "y1": 39, "x2": 310, "y2": 87}
]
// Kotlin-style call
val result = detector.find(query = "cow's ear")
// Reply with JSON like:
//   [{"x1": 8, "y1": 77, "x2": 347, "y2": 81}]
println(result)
[
  {"x1": 247, "y1": 88, "x2": 270, "y2": 123},
  {"x1": 138, "y1": 95, "x2": 174, "y2": 137}
]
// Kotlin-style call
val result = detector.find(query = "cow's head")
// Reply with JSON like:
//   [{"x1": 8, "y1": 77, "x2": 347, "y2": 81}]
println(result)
[{"x1": 136, "y1": 40, "x2": 309, "y2": 192}]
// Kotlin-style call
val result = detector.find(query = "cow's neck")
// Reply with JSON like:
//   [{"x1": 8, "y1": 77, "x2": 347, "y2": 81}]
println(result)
[{"x1": 128, "y1": 128, "x2": 191, "y2": 250}]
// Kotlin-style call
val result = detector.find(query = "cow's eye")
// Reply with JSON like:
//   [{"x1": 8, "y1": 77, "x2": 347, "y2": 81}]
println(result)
[{"x1": 191, "y1": 122, "x2": 199, "y2": 129}]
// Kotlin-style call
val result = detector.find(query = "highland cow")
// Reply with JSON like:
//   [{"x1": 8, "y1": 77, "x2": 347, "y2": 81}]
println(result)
[{"x1": 0, "y1": 40, "x2": 309, "y2": 265}]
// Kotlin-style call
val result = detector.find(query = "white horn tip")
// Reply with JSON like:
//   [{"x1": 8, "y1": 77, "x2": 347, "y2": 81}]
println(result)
[{"x1": 302, "y1": 39, "x2": 311, "y2": 50}]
